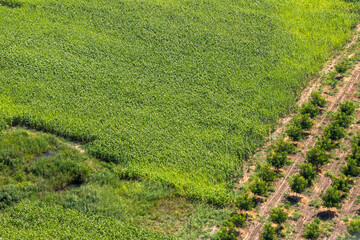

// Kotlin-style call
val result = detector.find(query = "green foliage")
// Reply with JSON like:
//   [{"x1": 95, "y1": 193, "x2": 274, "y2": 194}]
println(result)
[
  {"x1": 289, "y1": 174, "x2": 308, "y2": 194},
  {"x1": 286, "y1": 124, "x2": 303, "y2": 141},
  {"x1": 304, "y1": 218, "x2": 321, "y2": 240},
  {"x1": 294, "y1": 114, "x2": 314, "y2": 131},
  {"x1": 340, "y1": 101, "x2": 356, "y2": 116},
  {"x1": 316, "y1": 137, "x2": 336, "y2": 151},
  {"x1": 0, "y1": 0, "x2": 21, "y2": 8},
  {"x1": 0, "y1": 0, "x2": 357, "y2": 202},
  {"x1": 267, "y1": 152, "x2": 289, "y2": 170},
  {"x1": 347, "y1": 218, "x2": 360, "y2": 237},
  {"x1": 310, "y1": 92, "x2": 327, "y2": 108},
  {"x1": 335, "y1": 59, "x2": 352, "y2": 73},
  {"x1": 225, "y1": 213, "x2": 247, "y2": 228},
  {"x1": 332, "y1": 174, "x2": 351, "y2": 193},
  {"x1": 272, "y1": 139, "x2": 296, "y2": 154},
  {"x1": 306, "y1": 147, "x2": 330, "y2": 168},
  {"x1": 236, "y1": 192, "x2": 255, "y2": 211},
  {"x1": 217, "y1": 223, "x2": 239, "y2": 240},
  {"x1": 300, "y1": 163, "x2": 317, "y2": 184},
  {"x1": 261, "y1": 223, "x2": 276, "y2": 240},
  {"x1": 269, "y1": 207, "x2": 288, "y2": 224},
  {"x1": 323, "y1": 122, "x2": 345, "y2": 141},
  {"x1": 322, "y1": 187, "x2": 342, "y2": 208},
  {"x1": 258, "y1": 164, "x2": 278, "y2": 183},
  {"x1": 300, "y1": 102, "x2": 319, "y2": 118},
  {"x1": 250, "y1": 178, "x2": 268, "y2": 196},
  {"x1": 334, "y1": 112, "x2": 353, "y2": 128},
  {"x1": 342, "y1": 158, "x2": 360, "y2": 177}
]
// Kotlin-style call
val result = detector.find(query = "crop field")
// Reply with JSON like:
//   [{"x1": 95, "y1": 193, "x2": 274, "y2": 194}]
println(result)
[{"x1": 0, "y1": 0, "x2": 359, "y2": 204}]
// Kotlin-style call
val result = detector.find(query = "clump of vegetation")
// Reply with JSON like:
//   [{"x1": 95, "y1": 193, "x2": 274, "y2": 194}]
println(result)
[
  {"x1": 300, "y1": 102, "x2": 320, "y2": 118},
  {"x1": 310, "y1": 92, "x2": 327, "y2": 108},
  {"x1": 335, "y1": 59, "x2": 352, "y2": 74},
  {"x1": 267, "y1": 152, "x2": 289, "y2": 170},
  {"x1": 250, "y1": 178, "x2": 268, "y2": 196},
  {"x1": 300, "y1": 163, "x2": 317, "y2": 185},
  {"x1": 236, "y1": 192, "x2": 255, "y2": 211},
  {"x1": 323, "y1": 122, "x2": 345, "y2": 141},
  {"x1": 331, "y1": 174, "x2": 351, "y2": 193},
  {"x1": 306, "y1": 147, "x2": 330, "y2": 168},
  {"x1": 304, "y1": 218, "x2": 321, "y2": 240},
  {"x1": 270, "y1": 207, "x2": 288, "y2": 224},
  {"x1": 272, "y1": 139, "x2": 296, "y2": 154},
  {"x1": 0, "y1": 0, "x2": 22, "y2": 8},
  {"x1": 258, "y1": 164, "x2": 278, "y2": 183},
  {"x1": 347, "y1": 218, "x2": 360, "y2": 237},
  {"x1": 224, "y1": 213, "x2": 247, "y2": 228},
  {"x1": 217, "y1": 223, "x2": 239, "y2": 240},
  {"x1": 286, "y1": 124, "x2": 303, "y2": 141},
  {"x1": 293, "y1": 114, "x2": 314, "y2": 130},
  {"x1": 342, "y1": 158, "x2": 360, "y2": 177},
  {"x1": 316, "y1": 137, "x2": 336, "y2": 151},
  {"x1": 340, "y1": 101, "x2": 356, "y2": 116},
  {"x1": 261, "y1": 223, "x2": 276, "y2": 240},
  {"x1": 289, "y1": 174, "x2": 308, "y2": 195},
  {"x1": 322, "y1": 187, "x2": 342, "y2": 208}
]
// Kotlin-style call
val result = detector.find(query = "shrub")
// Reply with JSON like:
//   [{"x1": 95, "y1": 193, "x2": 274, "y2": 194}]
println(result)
[
  {"x1": 289, "y1": 174, "x2": 308, "y2": 195},
  {"x1": 310, "y1": 92, "x2": 327, "y2": 108},
  {"x1": 227, "y1": 213, "x2": 247, "y2": 228},
  {"x1": 335, "y1": 59, "x2": 351, "y2": 73},
  {"x1": 294, "y1": 114, "x2": 314, "y2": 131},
  {"x1": 217, "y1": 222, "x2": 239, "y2": 240},
  {"x1": 334, "y1": 112, "x2": 352, "y2": 128},
  {"x1": 300, "y1": 102, "x2": 319, "y2": 118},
  {"x1": 267, "y1": 152, "x2": 288, "y2": 170},
  {"x1": 306, "y1": 147, "x2": 330, "y2": 168},
  {"x1": 332, "y1": 174, "x2": 351, "y2": 193},
  {"x1": 342, "y1": 158, "x2": 360, "y2": 177},
  {"x1": 347, "y1": 218, "x2": 360, "y2": 237},
  {"x1": 322, "y1": 187, "x2": 342, "y2": 208},
  {"x1": 261, "y1": 223, "x2": 276, "y2": 240},
  {"x1": 286, "y1": 124, "x2": 302, "y2": 141},
  {"x1": 300, "y1": 163, "x2": 317, "y2": 184},
  {"x1": 340, "y1": 101, "x2": 356, "y2": 116},
  {"x1": 258, "y1": 164, "x2": 278, "y2": 182},
  {"x1": 272, "y1": 139, "x2": 296, "y2": 154},
  {"x1": 250, "y1": 178, "x2": 268, "y2": 196},
  {"x1": 304, "y1": 218, "x2": 321, "y2": 240},
  {"x1": 323, "y1": 122, "x2": 345, "y2": 141},
  {"x1": 0, "y1": 185, "x2": 25, "y2": 209},
  {"x1": 316, "y1": 137, "x2": 335, "y2": 151},
  {"x1": 236, "y1": 192, "x2": 255, "y2": 211},
  {"x1": 270, "y1": 207, "x2": 288, "y2": 224}
]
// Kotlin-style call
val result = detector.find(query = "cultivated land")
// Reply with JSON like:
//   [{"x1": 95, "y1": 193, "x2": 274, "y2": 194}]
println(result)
[{"x1": 0, "y1": 0, "x2": 359, "y2": 203}]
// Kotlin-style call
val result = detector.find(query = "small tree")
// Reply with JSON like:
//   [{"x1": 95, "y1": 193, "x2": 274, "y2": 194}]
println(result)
[
  {"x1": 267, "y1": 152, "x2": 288, "y2": 170},
  {"x1": 334, "y1": 112, "x2": 352, "y2": 128},
  {"x1": 236, "y1": 192, "x2": 255, "y2": 211},
  {"x1": 227, "y1": 213, "x2": 247, "y2": 228},
  {"x1": 286, "y1": 124, "x2": 302, "y2": 141},
  {"x1": 310, "y1": 92, "x2": 327, "y2": 108},
  {"x1": 340, "y1": 101, "x2": 356, "y2": 116},
  {"x1": 323, "y1": 122, "x2": 345, "y2": 141},
  {"x1": 289, "y1": 174, "x2": 308, "y2": 195},
  {"x1": 303, "y1": 218, "x2": 321, "y2": 240},
  {"x1": 258, "y1": 164, "x2": 278, "y2": 183},
  {"x1": 316, "y1": 137, "x2": 335, "y2": 151},
  {"x1": 250, "y1": 178, "x2": 268, "y2": 196},
  {"x1": 217, "y1": 222, "x2": 239, "y2": 240},
  {"x1": 347, "y1": 218, "x2": 360, "y2": 237},
  {"x1": 322, "y1": 187, "x2": 342, "y2": 208},
  {"x1": 261, "y1": 223, "x2": 276, "y2": 240},
  {"x1": 272, "y1": 139, "x2": 296, "y2": 154},
  {"x1": 331, "y1": 174, "x2": 351, "y2": 193},
  {"x1": 300, "y1": 102, "x2": 319, "y2": 118},
  {"x1": 294, "y1": 114, "x2": 313, "y2": 131},
  {"x1": 306, "y1": 147, "x2": 330, "y2": 168},
  {"x1": 270, "y1": 207, "x2": 288, "y2": 224},
  {"x1": 342, "y1": 158, "x2": 360, "y2": 177},
  {"x1": 300, "y1": 163, "x2": 317, "y2": 185}
]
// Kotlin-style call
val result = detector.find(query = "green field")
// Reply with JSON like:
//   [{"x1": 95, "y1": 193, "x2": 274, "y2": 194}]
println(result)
[{"x1": 0, "y1": 0, "x2": 359, "y2": 203}]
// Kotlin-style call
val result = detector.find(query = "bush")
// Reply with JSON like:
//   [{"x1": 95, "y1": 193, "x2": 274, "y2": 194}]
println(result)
[
  {"x1": 332, "y1": 174, "x2": 351, "y2": 193},
  {"x1": 304, "y1": 218, "x2": 321, "y2": 240},
  {"x1": 300, "y1": 102, "x2": 319, "y2": 118},
  {"x1": 250, "y1": 178, "x2": 268, "y2": 196},
  {"x1": 322, "y1": 187, "x2": 342, "y2": 208},
  {"x1": 272, "y1": 139, "x2": 296, "y2": 154},
  {"x1": 217, "y1": 222, "x2": 239, "y2": 240},
  {"x1": 334, "y1": 112, "x2": 352, "y2": 128},
  {"x1": 323, "y1": 122, "x2": 345, "y2": 141},
  {"x1": 347, "y1": 218, "x2": 360, "y2": 237},
  {"x1": 335, "y1": 59, "x2": 351, "y2": 73},
  {"x1": 340, "y1": 101, "x2": 356, "y2": 116},
  {"x1": 270, "y1": 207, "x2": 288, "y2": 224},
  {"x1": 258, "y1": 164, "x2": 278, "y2": 182},
  {"x1": 267, "y1": 152, "x2": 288, "y2": 170},
  {"x1": 306, "y1": 147, "x2": 330, "y2": 168},
  {"x1": 0, "y1": 185, "x2": 26, "y2": 209},
  {"x1": 342, "y1": 158, "x2": 360, "y2": 177},
  {"x1": 300, "y1": 163, "x2": 317, "y2": 184},
  {"x1": 289, "y1": 174, "x2": 308, "y2": 195},
  {"x1": 310, "y1": 92, "x2": 327, "y2": 108},
  {"x1": 286, "y1": 124, "x2": 303, "y2": 141},
  {"x1": 236, "y1": 192, "x2": 255, "y2": 211},
  {"x1": 261, "y1": 223, "x2": 276, "y2": 240},
  {"x1": 294, "y1": 114, "x2": 314, "y2": 131},
  {"x1": 316, "y1": 137, "x2": 335, "y2": 151},
  {"x1": 226, "y1": 213, "x2": 247, "y2": 228}
]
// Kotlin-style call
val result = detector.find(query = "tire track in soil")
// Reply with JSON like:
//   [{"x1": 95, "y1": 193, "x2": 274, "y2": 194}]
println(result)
[{"x1": 243, "y1": 68, "x2": 360, "y2": 240}]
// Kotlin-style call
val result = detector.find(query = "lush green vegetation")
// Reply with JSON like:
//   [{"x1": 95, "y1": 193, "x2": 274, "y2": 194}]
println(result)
[
  {"x1": 0, "y1": 0, "x2": 359, "y2": 203},
  {"x1": 0, "y1": 128, "x2": 229, "y2": 239}
]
